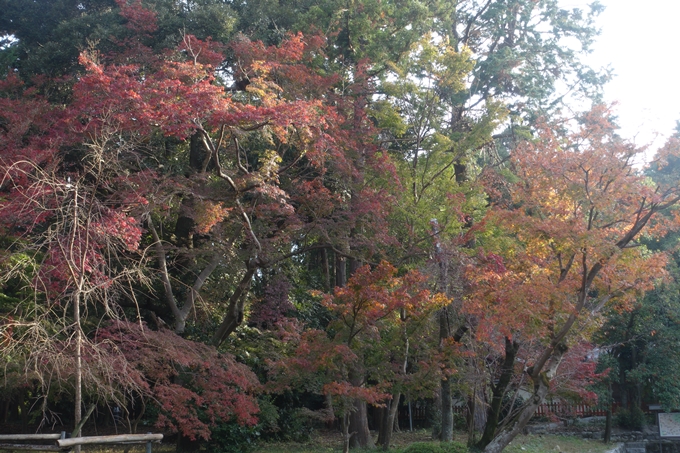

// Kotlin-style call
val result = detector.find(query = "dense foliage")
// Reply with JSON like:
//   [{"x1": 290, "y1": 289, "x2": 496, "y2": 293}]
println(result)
[{"x1": 1, "y1": 1, "x2": 679, "y2": 453}]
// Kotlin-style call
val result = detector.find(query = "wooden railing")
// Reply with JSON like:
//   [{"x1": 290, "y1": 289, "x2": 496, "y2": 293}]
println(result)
[
  {"x1": 0, "y1": 433, "x2": 163, "y2": 452},
  {"x1": 533, "y1": 401, "x2": 611, "y2": 418},
  {"x1": 451, "y1": 401, "x2": 614, "y2": 418}
]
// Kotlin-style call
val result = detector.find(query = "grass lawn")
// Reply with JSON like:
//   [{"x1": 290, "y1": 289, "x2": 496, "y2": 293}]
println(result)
[
  {"x1": 58, "y1": 430, "x2": 617, "y2": 453},
  {"x1": 249, "y1": 430, "x2": 618, "y2": 453},
  {"x1": 504, "y1": 434, "x2": 616, "y2": 453}
]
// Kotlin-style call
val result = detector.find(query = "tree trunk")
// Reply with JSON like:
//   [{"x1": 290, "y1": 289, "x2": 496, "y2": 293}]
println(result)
[
  {"x1": 476, "y1": 337, "x2": 520, "y2": 449},
  {"x1": 440, "y1": 376, "x2": 453, "y2": 442},
  {"x1": 378, "y1": 392, "x2": 401, "y2": 450},
  {"x1": 348, "y1": 399, "x2": 374, "y2": 449},
  {"x1": 73, "y1": 291, "x2": 82, "y2": 453},
  {"x1": 342, "y1": 413, "x2": 352, "y2": 453},
  {"x1": 439, "y1": 307, "x2": 453, "y2": 441},
  {"x1": 336, "y1": 254, "x2": 346, "y2": 287},
  {"x1": 212, "y1": 263, "x2": 257, "y2": 346},
  {"x1": 339, "y1": 254, "x2": 374, "y2": 450},
  {"x1": 604, "y1": 392, "x2": 612, "y2": 444},
  {"x1": 482, "y1": 344, "x2": 567, "y2": 453},
  {"x1": 323, "y1": 248, "x2": 331, "y2": 291},
  {"x1": 467, "y1": 387, "x2": 476, "y2": 444}
]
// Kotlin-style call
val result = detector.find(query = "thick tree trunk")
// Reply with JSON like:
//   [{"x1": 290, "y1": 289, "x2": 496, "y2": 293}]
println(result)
[
  {"x1": 349, "y1": 399, "x2": 374, "y2": 449},
  {"x1": 476, "y1": 338, "x2": 520, "y2": 449},
  {"x1": 482, "y1": 344, "x2": 568, "y2": 453}
]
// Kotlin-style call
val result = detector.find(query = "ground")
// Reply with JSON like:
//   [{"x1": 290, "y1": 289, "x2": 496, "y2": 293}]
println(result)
[{"x1": 249, "y1": 429, "x2": 615, "y2": 453}]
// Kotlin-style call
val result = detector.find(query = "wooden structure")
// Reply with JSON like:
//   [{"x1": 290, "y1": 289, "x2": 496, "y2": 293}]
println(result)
[{"x1": 0, "y1": 433, "x2": 163, "y2": 452}]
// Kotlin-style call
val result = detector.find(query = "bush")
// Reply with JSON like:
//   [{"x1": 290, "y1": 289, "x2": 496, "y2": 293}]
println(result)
[
  {"x1": 205, "y1": 421, "x2": 260, "y2": 453},
  {"x1": 615, "y1": 406, "x2": 645, "y2": 430}
]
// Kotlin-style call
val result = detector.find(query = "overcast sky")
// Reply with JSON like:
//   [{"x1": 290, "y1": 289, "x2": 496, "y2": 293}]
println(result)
[{"x1": 562, "y1": 0, "x2": 680, "y2": 151}]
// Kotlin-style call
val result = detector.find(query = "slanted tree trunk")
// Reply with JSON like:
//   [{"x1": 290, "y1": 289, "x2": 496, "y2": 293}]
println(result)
[
  {"x1": 482, "y1": 344, "x2": 568, "y2": 453},
  {"x1": 476, "y1": 337, "x2": 520, "y2": 449},
  {"x1": 378, "y1": 392, "x2": 401, "y2": 450},
  {"x1": 212, "y1": 260, "x2": 258, "y2": 346},
  {"x1": 149, "y1": 216, "x2": 223, "y2": 335}
]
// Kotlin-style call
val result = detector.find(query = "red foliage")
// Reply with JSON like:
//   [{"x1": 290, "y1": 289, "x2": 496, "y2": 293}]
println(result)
[
  {"x1": 97, "y1": 322, "x2": 260, "y2": 440},
  {"x1": 550, "y1": 342, "x2": 604, "y2": 404},
  {"x1": 249, "y1": 276, "x2": 294, "y2": 329},
  {"x1": 466, "y1": 108, "x2": 678, "y2": 346},
  {"x1": 268, "y1": 262, "x2": 447, "y2": 414},
  {"x1": 115, "y1": 0, "x2": 158, "y2": 35}
]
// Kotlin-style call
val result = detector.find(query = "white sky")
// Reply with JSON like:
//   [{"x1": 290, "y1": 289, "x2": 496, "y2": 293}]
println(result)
[{"x1": 562, "y1": 0, "x2": 680, "y2": 151}]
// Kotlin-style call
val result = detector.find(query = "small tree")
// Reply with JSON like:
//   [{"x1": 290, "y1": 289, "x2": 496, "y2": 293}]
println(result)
[{"x1": 268, "y1": 262, "x2": 446, "y2": 452}]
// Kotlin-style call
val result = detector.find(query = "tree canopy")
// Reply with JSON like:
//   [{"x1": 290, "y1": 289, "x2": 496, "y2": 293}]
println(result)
[{"x1": 1, "y1": 1, "x2": 678, "y2": 452}]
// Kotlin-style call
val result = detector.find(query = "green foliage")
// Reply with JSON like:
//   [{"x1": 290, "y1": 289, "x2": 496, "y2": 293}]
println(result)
[
  {"x1": 614, "y1": 406, "x2": 645, "y2": 431},
  {"x1": 594, "y1": 254, "x2": 680, "y2": 411},
  {"x1": 205, "y1": 421, "x2": 261, "y2": 453},
  {"x1": 271, "y1": 407, "x2": 316, "y2": 442}
]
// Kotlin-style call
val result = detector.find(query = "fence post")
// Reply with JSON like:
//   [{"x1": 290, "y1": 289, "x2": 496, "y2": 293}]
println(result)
[{"x1": 146, "y1": 432, "x2": 152, "y2": 453}]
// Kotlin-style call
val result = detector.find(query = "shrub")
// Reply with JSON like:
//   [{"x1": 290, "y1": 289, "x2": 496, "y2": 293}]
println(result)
[
  {"x1": 615, "y1": 406, "x2": 645, "y2": 430},
  {"x1": 205, "y1": 420, "x2": 260, "y2": 453}
]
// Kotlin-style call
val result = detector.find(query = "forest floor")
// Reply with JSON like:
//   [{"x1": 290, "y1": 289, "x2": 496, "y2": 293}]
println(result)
[
  {"x1": 1, "y1": 427, "x2": 617, "y2": 453},
  {"x1": 248, "y1": 429, "x2": 617, "y2": 453}
]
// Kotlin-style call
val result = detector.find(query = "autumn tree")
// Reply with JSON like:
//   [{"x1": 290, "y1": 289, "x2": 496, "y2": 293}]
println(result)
[
  {"x1": 268, "y1": 262, "x2": 446, "y2": 452},
  {"x1": 0, "y1": 0, "x2": 361, "y2": 439},
  {"x1": 0, "y1": 0, "x2": 238, "y2": 79},
  {"x1": 467, "y1": 107, "x2": 680, "y2": 453},
  {"x1": 95, "y1": 322, "x2": 260, "y2": 441},
  {"x1": 0, "y1": 69, "x2": 151, "y2": 443}
]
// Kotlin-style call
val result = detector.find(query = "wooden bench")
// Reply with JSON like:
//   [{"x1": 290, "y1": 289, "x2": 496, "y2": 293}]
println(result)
[
  {"x1": 0, "y1": 433, "x2": 163, "y2": 452},
  {"x1": 0, "y1": 434, "x2": 65, "y2": 451}
]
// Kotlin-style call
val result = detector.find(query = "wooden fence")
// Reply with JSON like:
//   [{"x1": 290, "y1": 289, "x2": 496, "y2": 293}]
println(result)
[
  {"x1": 450, "y1": 402, "x2": 614, "y2": 418},
  {"x1": 0, "y1": 433, "x2": 163, "y2": 452},
  {"x1": 399, "y1": 401, "x2": 615, "y2": 425},
  {"x1": 533, "y1": 401, "x2": 612, "y2": 418}
]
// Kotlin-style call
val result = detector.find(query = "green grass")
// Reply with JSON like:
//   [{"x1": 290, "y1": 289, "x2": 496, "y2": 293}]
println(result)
[
  {"x1": 250, "y1": 431, "x2": 617, "y2": 453},
  {"x1": 77, "y1": 446, "x2": 175, "y2": 453},
  {"x1": 59, "y1": 432, "x2": 616, "y2": 453},
  {"x1": 503, "y1": 434, "x2": 616, "y2": 453}
]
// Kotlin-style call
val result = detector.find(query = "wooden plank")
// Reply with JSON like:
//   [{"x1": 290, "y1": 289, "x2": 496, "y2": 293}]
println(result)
[
  {"x1": 0, "y1": 444, "x2": 64, "y2": 451},
  {"x1": 0, "y1": 435, "x2": 62, "y2": 441},
  {"x1": 57, "y1": 434, "x2": 163, "y2": 448}
]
